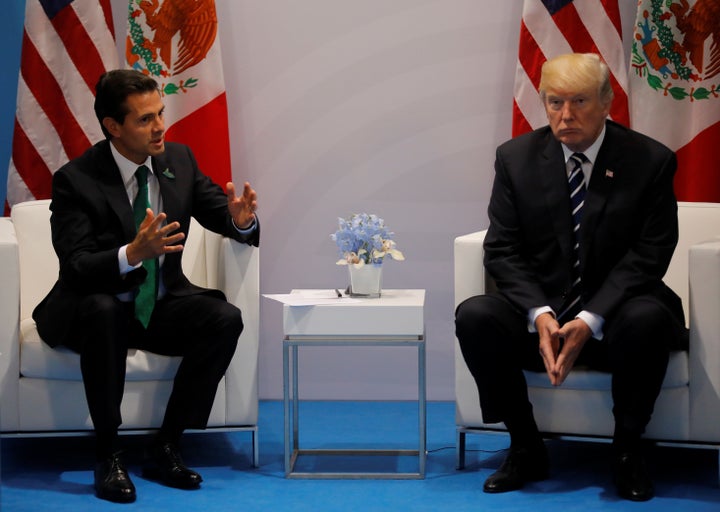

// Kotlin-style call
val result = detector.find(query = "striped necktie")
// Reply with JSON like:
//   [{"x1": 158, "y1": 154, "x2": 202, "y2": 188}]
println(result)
[
  {"x1": 558, "y1": 152, "x2": 587, "y2": 322},
  {"x1": 133, "y1": 165, "x2": 158, "y2": 328}
]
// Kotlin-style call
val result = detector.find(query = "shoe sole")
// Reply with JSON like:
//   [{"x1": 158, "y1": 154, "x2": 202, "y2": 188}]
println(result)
[
  {"x1": 483, "y1": 469, "x2": 549, "y2": 493},
  {"x1": 142, "y1": 467, "x2": 202, "y2": 490},
  {"x1": 96, "y1": 489, "x2": 137, "y2": 503}
]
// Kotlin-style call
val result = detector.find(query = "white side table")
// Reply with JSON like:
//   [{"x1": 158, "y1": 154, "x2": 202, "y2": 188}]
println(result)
[{"x1": 282, "y1": 289, "x2": 426, "y2": 479}]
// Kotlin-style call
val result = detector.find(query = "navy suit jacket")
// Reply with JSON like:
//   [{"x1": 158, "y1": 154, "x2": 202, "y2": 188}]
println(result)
[
  {"x1": 33, "y1": 140, "x2": 260, "y2": 347},
  {"x1": 484, "y1": 120, "x2": 684, "y2": 328}
]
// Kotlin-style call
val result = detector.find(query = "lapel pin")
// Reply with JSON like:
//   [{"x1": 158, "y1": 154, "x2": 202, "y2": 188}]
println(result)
[
  {"x1": 162, "y1": 168, "x2": 175, "y2": 179},
  {"x1": 605, "y1": 169, "x2": 614, "y2": 178}
]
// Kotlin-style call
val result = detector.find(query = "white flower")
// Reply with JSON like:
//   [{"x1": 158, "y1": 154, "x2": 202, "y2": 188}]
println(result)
[
  {"x1": 372, "y1": 239, "x2": 404, "y2": 261},
  {"x1": 336, "y1": 251, "x2": 366, "y2": 266}
]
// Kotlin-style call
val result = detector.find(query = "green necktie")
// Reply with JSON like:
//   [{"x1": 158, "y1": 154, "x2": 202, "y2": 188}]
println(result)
[{"x1": 133, "y1": 165, "x2": 158, "y2": 328}]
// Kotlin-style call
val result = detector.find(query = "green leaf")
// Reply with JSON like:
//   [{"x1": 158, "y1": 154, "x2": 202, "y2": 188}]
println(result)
[
  {"x1": 647, "y1": 74, "x2": 663, "y2": 91},
  {"x1": 692, "y1": 88, "x2": 711, "y2": 101},
  {"x1": 668, "y1": 86, "x2": 688, "y2": 100}
]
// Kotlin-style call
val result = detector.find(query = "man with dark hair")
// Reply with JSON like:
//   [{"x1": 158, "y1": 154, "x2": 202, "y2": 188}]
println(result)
[
  {"x1": 455, "y1": 53, "x2": 687, "y2": 502},
  {"x1": 33, "y1": 69, "x2": 260, "y2": 503}
]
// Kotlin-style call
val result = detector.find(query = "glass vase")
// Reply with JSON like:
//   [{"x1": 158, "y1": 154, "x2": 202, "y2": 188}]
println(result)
[{"x1": 348, "y1": 263, "x2": 383, "y2": 298}]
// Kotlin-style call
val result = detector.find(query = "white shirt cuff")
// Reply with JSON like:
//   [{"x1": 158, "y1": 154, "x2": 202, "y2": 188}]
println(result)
[
  {"x1": 118, "y1": 244, "x2": 141, "y2": 274},
  {"x1": 528, "y1": 305, "x2": 604, "y2": 339},
  {"x1": 577, "y1": 310, "x2": 604, "y2": 340},
  {"x1": 233, "y1": 218, "x2": 256, "y2": 235},
  {"x1": 528, "y1": 306, "x2": 555, "y2": 332}
]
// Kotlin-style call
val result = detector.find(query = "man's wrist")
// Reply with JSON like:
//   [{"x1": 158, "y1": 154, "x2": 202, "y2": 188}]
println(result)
[
  {"x1": 577, "y1": 310, "x2": 604, "y2": 339},
  {"x1": 528, "y1": 305, "x2": 555, "y2": 332},
  {"x1": 233, "y1": 217, "x2": 256, "y2": 233},
  {"x1": 118, "y1": 244, "x2": 141, "y2": 274}
]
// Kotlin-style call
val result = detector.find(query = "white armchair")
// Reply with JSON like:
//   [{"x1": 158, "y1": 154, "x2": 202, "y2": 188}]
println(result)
[
  {"x1": 454, "y1": 202, "x2": 720, "y2": 472},
  {"x1": 0, "y1": 199, "x2": 260, "y2": 467}
]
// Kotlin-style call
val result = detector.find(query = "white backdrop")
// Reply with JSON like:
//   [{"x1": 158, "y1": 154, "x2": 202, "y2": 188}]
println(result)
[{"x1": 110, "y1": 1, "x2": 638, "y2": 401}]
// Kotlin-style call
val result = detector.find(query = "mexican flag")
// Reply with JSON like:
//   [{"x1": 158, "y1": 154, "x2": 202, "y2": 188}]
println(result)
[
  {"x1": 125, "y1": 0, "x2": 231, "y2": 187},
  {"x1": 629, "y1": 0, "x2": 720, "y2": 202}
]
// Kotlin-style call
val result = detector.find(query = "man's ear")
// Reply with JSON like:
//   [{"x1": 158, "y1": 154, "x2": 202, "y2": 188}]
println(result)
[{"x1": 102, "y1": 117, "x2": 121, "y2": 138}]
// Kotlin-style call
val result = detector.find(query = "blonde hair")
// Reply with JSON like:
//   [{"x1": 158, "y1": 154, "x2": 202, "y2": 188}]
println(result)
[{"x1": 539, "y1": 53, "x2": 613, "y2": 105}]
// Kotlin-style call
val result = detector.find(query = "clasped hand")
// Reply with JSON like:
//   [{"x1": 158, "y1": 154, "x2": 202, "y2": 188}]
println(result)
[{"x1": 536, "y1": 312, "x2": 592, "y2": 386}]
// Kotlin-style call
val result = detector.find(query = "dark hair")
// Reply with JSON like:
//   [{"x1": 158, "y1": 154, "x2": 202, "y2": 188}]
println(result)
[{"x1": 94, "y1": 69, "x2": 159, "y2": 139}]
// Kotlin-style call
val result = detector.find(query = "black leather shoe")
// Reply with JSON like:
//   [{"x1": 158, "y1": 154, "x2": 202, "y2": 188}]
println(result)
[
  {"x1": 613, "y1": 451, "x2": 654, "y2": 501},
  {"x1": 94, "y1": 453, "x2": 136, "y2": 503},
  {"x1": 483, "y1": 442, "x2": 550, "y2": 493},
  {"x1": 143, "y1": 441, "x2": 203, "y2": 489}
]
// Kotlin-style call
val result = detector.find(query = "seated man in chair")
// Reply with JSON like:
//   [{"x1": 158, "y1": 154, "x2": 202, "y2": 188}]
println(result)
[
  {"x1": 33, "y1": 69, "x2": 260, "y2": 503},
  {"x1": 455, "y1": 53, "x2": 687, "y2": 502}
]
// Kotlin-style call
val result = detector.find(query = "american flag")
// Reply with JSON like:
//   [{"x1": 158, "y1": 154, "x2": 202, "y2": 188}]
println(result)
[
  {"x1": 6, "y1": 0, "x2": 118, "y2": 213},
  {"x1": 512, "y1": 0, "x2": 629, "y2": 137}
]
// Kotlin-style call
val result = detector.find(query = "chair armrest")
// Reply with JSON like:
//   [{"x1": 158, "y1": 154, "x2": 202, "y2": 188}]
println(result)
[
  {"x1": 217, "y1": 238, "x2": 260, "y2": 425},
  {"x1": 0, "y1": 218, "x2": 20, "y2": 430},
  {"x1": 454, "y1": 230, "x2": 488, "y2": 308},
  {"x1": 182, "y1": 223, "x2": 260, "y2": 426},
  {"x1": 688, "y1": 238, "x2": 720, "y2": 441},
  {"x1": 454, "y1": 230, "x2": 488, "y2": 428}
]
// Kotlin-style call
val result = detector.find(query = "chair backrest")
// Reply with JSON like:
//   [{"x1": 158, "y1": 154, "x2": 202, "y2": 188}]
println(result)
[
  {"x1": 10, "y1": 199, "x2": 211, "y2": 321},
  {"x1": 666, "y1": 202, "x2": 720, "y2": 317}
]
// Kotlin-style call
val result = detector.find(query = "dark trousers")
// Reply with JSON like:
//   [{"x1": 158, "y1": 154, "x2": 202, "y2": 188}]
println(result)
[
  {"x1": 63, "y1": 292, "x2": 243, "y2": 441},
  {"x1": 455, "y1": 292, "x2": 686, "y2": 440}
]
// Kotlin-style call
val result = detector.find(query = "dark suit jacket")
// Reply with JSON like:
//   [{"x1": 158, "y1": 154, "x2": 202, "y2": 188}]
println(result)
[
  {"x1": 33, "y1": 140, "x2": 260, "y2": 347},
  {"x1": 484, "y1": 120, "x2": 684, "y2": 327}
]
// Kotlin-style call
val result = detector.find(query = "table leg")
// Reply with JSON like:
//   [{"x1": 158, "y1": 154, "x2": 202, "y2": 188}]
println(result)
[
  {"x1": 282, "y1": 336, "x2": 426, "y2": 479},
  {"x1": 283, "y1": 341, "x2": 291, "y2": 476},
  {"x1": 292, "y1": 344, "x2": 299, "y2": 450},
  {"x1": 418, "y1": 340, "x2": 427, "y2": 477}
]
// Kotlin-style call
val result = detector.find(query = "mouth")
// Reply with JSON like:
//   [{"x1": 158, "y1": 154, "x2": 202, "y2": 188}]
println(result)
[{"x1": 558, "y1": 128, "x2": 579, "y2": 137}]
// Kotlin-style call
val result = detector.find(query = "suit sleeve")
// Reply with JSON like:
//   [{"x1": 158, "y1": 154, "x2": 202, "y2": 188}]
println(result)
[
  {"x1": 583, "y1": 149, "x2": 678, "y2": 318},
  {"x1": 177, "y1": 145, "x2": 260, "y2": 247},
  {"x1": 483, "y1": 146, "x2": 553, "y2": 314},
  {"x1": 50, "y1": 166, "x2": 146, "y2": 295}
]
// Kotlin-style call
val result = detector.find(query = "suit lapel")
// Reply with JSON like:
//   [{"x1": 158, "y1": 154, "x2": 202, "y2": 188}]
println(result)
[
  {"x1": 580, "y1": 123, "x2": 621, "y2": 265},
  {"x1": 94, "y1": 141, "x2": 137, "y2": 241},
  {"x1": 539, "y1": 136, "x2": 575, "y2": 262},
  {"x1": 153, "y1": 152, "x2": 180, "y2": 223}
]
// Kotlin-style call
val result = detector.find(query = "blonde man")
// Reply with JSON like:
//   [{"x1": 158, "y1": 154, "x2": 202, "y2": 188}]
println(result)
[{"x1": 456, "y1": 53, "x2": 686, "y2": 501}]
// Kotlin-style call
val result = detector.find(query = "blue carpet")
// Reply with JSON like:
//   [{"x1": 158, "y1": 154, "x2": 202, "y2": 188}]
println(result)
[{"x1": 1, "y1": 400, "x2": 719, "y2": 511}]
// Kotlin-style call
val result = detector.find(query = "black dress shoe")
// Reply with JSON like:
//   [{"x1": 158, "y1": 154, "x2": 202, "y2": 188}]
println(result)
[
  {"x1": 483, "y1": 442, "x2": 550, "y2": 493},
  {"x1": 613, "y1": 451, "x2": 654, "y2": 501},
  {"x1": 143, "y1": 441, "x2": 203, "y2": 489},
  {"x1": 94, "y1": 453, "x2": 136, "y2": 503}
]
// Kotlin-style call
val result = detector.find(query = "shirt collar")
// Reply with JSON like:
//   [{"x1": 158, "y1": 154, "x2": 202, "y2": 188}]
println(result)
[
  {"x1": 109, "y1": 141, "x2": 154, "y2": 189},
  {"x1": 561, "y1": 124, "x2": 606, "y2": 167}
]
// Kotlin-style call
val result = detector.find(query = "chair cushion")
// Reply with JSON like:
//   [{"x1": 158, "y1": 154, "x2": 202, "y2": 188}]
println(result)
[
  {"x1": 524, "y1": 350, "x2": 688, "y2": 390},
  {"x1": 20, "y1": 319, "x2": 180, "y2": 381}
]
